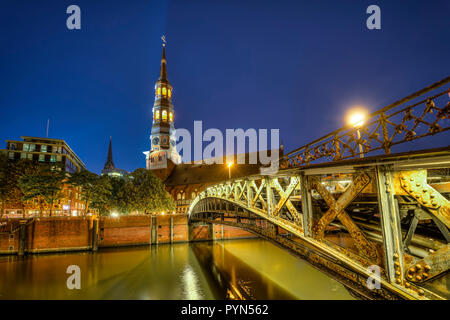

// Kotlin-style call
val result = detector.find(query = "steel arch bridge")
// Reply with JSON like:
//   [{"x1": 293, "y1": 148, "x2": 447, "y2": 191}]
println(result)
[{"x1": 188, "y1": 77, "x2": 450, "y2": 300}]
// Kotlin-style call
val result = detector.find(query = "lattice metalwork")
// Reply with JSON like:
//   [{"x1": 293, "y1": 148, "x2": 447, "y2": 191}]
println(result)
[{"x1": 280, "y1": 77, "x2": 450, "y2": 169}]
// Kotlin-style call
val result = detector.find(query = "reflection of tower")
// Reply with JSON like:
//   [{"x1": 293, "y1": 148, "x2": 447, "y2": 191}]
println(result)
[{"x1": 144, "y1": 41, "x2": 181, "y2": 169}]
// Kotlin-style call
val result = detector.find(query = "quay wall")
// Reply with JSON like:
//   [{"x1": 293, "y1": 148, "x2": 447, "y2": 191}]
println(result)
[{"x1": 0, "y1": 215, "x2": 256, "y2": 255}]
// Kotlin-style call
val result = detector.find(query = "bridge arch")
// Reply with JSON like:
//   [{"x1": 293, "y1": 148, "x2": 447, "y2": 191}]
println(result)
[{"x1": 188, "y1": 152, "x2": 450, "y2": 300}]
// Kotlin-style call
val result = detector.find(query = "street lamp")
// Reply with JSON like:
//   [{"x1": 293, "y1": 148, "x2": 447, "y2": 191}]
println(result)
[
  {"x1": 348, "y1": 109, "x2": 367, "y2": 158},
  {"x1": 227, "y1": 162, "x2": 233, "y2": 179}
]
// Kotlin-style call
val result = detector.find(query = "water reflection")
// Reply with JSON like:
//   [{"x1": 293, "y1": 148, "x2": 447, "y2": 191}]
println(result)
[
  {"x1": 191, "y1": 239, "x2": 354, "y2": 300},
  {"x1": 0, "y1": 239, "x2": 355, "y2": 300}
]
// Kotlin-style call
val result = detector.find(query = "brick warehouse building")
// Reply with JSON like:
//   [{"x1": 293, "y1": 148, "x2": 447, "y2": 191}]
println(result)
[{"x1": 0, "y1": 136, "x2": 87, "y2": 217}]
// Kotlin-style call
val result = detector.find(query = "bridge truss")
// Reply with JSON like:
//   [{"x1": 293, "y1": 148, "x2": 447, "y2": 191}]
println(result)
[{"x1": 189, "y1": 78, "x2": 450, "y2": 300}]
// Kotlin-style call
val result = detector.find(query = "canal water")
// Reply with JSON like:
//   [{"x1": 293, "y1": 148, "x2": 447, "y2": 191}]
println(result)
[{"x1": 0, "y1": 239, "x2": 354, "y2": 300}]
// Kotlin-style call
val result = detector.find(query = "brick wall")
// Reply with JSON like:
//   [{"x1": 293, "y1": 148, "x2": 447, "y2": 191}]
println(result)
[
  {"x1": 0, "y1": 215, "x2": 257, "y2": 255},
  {"x1": 26, "y1": 217, "x2": 91, "y2": 253},
  {"x1": 99, "y1": 215, "x2": 152, "y2": 247},
  {"x1": 0, "y1": 217, "x2": 91, "y2": 254}
]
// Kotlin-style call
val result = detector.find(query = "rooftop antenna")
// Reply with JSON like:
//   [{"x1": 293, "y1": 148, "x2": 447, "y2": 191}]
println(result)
[
  {"x1": 46, "y1": 119, "x2": 50, "y2": 138},
  {"x1": 161, "y1": 35, "x2": 166, "y2": 46}
]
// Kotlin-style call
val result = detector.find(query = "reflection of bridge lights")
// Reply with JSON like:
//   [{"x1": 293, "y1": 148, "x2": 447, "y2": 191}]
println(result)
[{"x1": 181, "y1": 265, "x2": 202, "y2": 299}]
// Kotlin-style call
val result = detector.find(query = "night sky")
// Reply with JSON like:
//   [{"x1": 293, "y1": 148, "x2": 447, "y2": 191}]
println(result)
[{"x1": 1, "y1": 0, "x2": 449, "y2": 174}]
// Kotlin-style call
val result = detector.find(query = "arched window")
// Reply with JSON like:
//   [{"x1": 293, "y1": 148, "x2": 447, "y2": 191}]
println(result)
[
  {"x1": 177, "y1": 193, "x2": 181, "y2": 200},
  {"x1": 169, "y1": 112, "x2": 173, "y2": 122},
  {"x1": 168, "y1": 89, "x2": 172, "y2": 98},
  {"x1": 155, "y1": 110, "x2": 160, "y2": 120},
  {"x1": 191, "y1": 192, "x2": 196, "y2": 199},
  {"x1": 157, "y1": 87, "x2": 161, "y2": 96},
  {"x1": 162, "y1": 87, "x2": 167, "y2": 96},
  {"x1": 182, "y1": 193, "x2": 185, "y2": 200},
  {"x1": 162, "y1": 110, "x2": 167, "y2": 121}
]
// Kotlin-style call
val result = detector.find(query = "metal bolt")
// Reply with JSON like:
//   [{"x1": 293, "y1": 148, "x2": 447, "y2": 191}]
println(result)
[
  {"x1": 415, "y1": 264, "x2": 422, "y2": 271},
  {"x1": 396, "y1": 278, "x2": 402, "y2": 284},
  {"x1": 416, "y1": 183, "x2": 420, "y2": 187},
  {"x1": 393, "y1": 253, "x2": 399, "y2": 260},
  {"x1": 430, "y1": 194, "x2": 435, "y2": 199},
  {"x1": 416, "y1": 275, "x2": 422, "y2": 281},
  {"x1": 395, "y1": 271, "x2": 401, "y2": 276},
  {"x1": 409, "y1": 267, "x2": 416, "y2": 273},
  {"x1": 405, "y1": 282, "x2": 411, "y2": 288},
  {"x1": 418, "y1": 289, "x2": 424, "y2": 296},
  {"x1": 425, "y1": 265, "x2": 431, "y2": 272},
  {"x1": 422, "y1": 273, "x2": 428, "y2": 278},
  {"x1": 407, "y1": 274, "x2": 413, "y2": 280},
  {"x1": 394, "y1": 262, "x2": 400, "y2": 268}
]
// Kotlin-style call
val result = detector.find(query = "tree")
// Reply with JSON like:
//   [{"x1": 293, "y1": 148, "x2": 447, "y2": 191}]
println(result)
[
  {"x1": 68, "y1": 170, "x2": 99, "y2": 215},
  {"x1": 0, "y1": 155, "x2": 40, "y2": 218},
  {"x1": 89, "y1": 175, "x2": 112, "y2": 216},
  {"x1": 18, "y1": 166, "x2": 65, "y2": 216},
  {"x1": 108, "y1": 177, "x2": 128, "y2": 214},
  {"x1": 123, "y1": 168, "x2": 175, "y2": 214}
]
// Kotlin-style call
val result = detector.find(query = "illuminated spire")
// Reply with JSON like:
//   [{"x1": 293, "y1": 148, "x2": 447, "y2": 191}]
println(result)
[{"x1": 159, "y1": 35, "x2": 168, "y2": 81}]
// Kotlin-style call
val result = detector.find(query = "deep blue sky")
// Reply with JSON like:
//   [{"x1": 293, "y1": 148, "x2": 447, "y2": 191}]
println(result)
[{"x1": 1, "y1": 0, "x2": 449, "y2": 173}]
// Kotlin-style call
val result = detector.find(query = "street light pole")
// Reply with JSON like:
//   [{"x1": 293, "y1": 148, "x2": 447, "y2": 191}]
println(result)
[
  {"x1": 227, "y1": 162, "x2": 232, "y2": 179},
  {"x1": 356, "y1": 128, "x2": 364, "y2": 158},
  {"x1": 348, "y1": 109, "x2": 367, "y2": 159}
]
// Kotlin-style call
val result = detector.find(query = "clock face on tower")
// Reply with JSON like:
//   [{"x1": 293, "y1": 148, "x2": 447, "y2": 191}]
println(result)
[{"x1": 152, "y1": 137, "x2": 160, "y2": 145}]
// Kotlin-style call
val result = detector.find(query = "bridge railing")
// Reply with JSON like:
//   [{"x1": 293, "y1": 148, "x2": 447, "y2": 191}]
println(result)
[{"x1": 280, "y1": 77, "x2": 450, "y2": 169}]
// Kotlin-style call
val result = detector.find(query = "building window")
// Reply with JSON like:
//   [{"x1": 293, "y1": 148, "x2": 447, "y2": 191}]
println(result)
[
  {"x1": 41, "y1": 145, "x2": 47, "y2": 153},
  {"x1": 57, "y1": 155, "x2": 62, "y2": 162},
  {"x1": 23, "y1": 144, "x2": 29, "y2": 151},
  {"x1": 162, "y1": 87, "x2": 167, "y2": 96},
  {"x1": 20, "y1": 153, "x2": 27, "y2": 159},
  {"x1": 39, "y1": 154, "x2": 45, "y2": 162},
  {"x1": 50, "y1": 155, "x2": 56, "y2": 162},
  {"x1": 177, "y1": 193, "x2": 181, "y2": 200},
  {"x1": 162, "y1": 110, "x2": 167, "y2": 121},
  {"x1": 168, "y1": 89, "x2": 172, "y2": 98},
  {"x1": 157, "y1": 87, "x2": 161, "y2": 95},
  {"x1": 8, "y1": 152, "x2": 14, "y2": 160},
  {"x1": 169, "y1": 112, "x2": 173, "y2": 122},
  {"x1": 29, "y1": 144, "x2": 35, "y2": 152},
  {"x1": 27, "y1": 153, "x2": 33, "y2": 160},
  {"x1": 155, "y1": 110, "x2": 160, "y2": 120}
]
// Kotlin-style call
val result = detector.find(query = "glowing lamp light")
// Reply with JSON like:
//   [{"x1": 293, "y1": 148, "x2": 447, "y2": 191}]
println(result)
[
  {"x1": 227, "y1": 162, "x2": 233, "y2": 168},
  {"x1": 111, "y1": 212, "x2": 119, "y2": 217},
  {"x1": 348, "y1": 109, "x2": 367, "y2": 128},
  {"x1": 161, "y1": 212, "x2": 165, "y2": 215}
]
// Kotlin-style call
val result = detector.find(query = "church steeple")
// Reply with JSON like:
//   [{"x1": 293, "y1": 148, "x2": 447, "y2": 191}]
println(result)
[
  {"x1": 104, "y1": 136, "x2": 115, "y2": 170},
  {"x1": 159, "y1": 44, "x2": 168, "y2": 81},
  {"x1": 144, "y1": 37, "x2": 181, "y2": 170}
]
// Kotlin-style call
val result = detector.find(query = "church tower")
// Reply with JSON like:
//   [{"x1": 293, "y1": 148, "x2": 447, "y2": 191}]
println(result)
[{"x1": 144, "y1": 40, "x2": 181, "y2": 170}]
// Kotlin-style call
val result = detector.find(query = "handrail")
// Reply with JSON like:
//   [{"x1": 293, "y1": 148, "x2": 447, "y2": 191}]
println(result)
[{"x1": 280, "y1": 77, "x2": 450, "y2": 168}]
